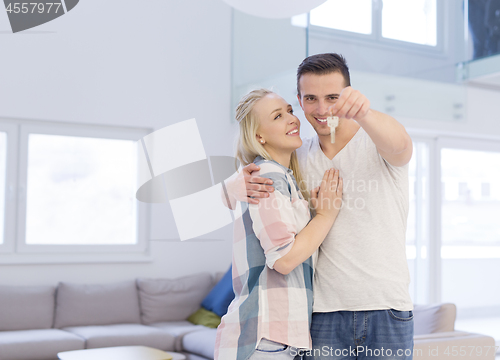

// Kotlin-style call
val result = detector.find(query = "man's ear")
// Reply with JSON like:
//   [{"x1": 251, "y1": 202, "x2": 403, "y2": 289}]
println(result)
[{"x1": 297, "y1": 93, "x2": 304, "y2": 110}]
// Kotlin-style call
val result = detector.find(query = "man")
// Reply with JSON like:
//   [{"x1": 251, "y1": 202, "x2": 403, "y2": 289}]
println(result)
[{"x1": 225, "y1": 53, "x2": 414, "y2": 359}]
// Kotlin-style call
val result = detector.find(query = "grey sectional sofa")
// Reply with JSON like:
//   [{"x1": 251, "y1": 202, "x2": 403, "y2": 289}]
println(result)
[
  {"x1": 0, "y1": 273, "x2": 496, "y2": 360},
  {"x1": 0, "y1": 272, "x2": 220, "y2": 360}
]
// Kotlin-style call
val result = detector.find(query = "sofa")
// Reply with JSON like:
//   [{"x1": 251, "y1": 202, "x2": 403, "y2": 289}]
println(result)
[
  {"x1": 412, "y1": 303, "x2": 496, "y2": 360},
  {"x1": 0, "y1": 273, "x2": 496, "y2": 360},
  {"x1": 0, "y1": 272, "x2": 223, "y2": 360}
]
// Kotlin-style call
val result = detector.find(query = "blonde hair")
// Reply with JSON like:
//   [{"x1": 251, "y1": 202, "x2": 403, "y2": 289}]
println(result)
[{"x1": 235, "y1": 88, "x2": 309, "y2": 201}]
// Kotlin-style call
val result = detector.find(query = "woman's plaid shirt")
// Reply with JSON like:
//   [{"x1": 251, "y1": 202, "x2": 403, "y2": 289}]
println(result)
[{"x1": 214, "y1": 157, "x2": 314, "y2": 360}]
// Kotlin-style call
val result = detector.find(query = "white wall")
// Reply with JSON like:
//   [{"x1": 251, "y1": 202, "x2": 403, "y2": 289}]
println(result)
[
  {"x1": 0, "y1": 0, "x2": 237, "y2": 286},
  {"x1": 402, "y1": 86, "x2": 500, "y2": 139}
]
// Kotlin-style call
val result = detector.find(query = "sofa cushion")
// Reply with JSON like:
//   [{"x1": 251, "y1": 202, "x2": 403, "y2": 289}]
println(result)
[
  {"x1": 214, "y1": 271, "x2": 225, "y2": 284},
  {"x1": 188, "y1": 308, "x2": 221, "y2": 328},
  {"x1": 149, "y1": 320, "x2": 208, "y2": 338},
  {"x1": 150, "y1": 320, "x2": 209, "y2": 352},
  {"x1": 182, "y1": 328, "x2": 217, "y2": 360},
  {"x1": 0, "y1": 285, "x2": 55, "y2": 331},
  {"x1": 413, "y1": 303, "x2": 456, "y2": 335},
  {"x1": 201, "y1": 266, "x2": 234, "y2": 317},
  {"x1": 413, "y1": 331, "x2": 496, "y2": 359},
  {"x1": 185, "y1": 354, "x2": 212, "y2": 360},
  {"x1": 0, "y1": 329, "x2": 84, "y2": 360},
  {"x1": 137, "y1": 272, "x2": 213, "y2": 324},
  {"x1": 54, "y1": 281, "x2": 141, "y2": 328},
  {"x1": 63, "y1": 324, "x2": 175, "y2": 351}
]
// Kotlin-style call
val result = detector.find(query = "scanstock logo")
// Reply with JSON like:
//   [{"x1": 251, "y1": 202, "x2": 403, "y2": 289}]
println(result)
[
  {"x1": 136, "y1": 119, "x2": 240, "y2": 241},
  {"x1": 3, "y1": 0, "x2": 79, "y2": 33}
]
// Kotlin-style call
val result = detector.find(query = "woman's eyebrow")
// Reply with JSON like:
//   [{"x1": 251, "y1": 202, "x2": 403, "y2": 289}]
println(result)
[{"x1": 270, "y1": 108, "x2": 282, "y2": 115}]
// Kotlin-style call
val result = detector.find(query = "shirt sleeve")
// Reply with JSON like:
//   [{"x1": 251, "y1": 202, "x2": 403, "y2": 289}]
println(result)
[
  {"x1": 248, "y1": 162, "x2": 297, "y2": 270},
  {"x1": 381, "y1": 156, "x2": 409, "y2": 194}
]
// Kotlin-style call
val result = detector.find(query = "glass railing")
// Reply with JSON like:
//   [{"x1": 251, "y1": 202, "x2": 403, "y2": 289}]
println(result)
[{"x1": 458, "y1": 0, "x2": 500, "y2": 85}]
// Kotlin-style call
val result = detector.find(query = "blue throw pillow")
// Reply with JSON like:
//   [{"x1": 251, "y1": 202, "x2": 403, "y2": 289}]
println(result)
[{"x1": 201, "y1": 266, "x2": 234, "y2": 317}]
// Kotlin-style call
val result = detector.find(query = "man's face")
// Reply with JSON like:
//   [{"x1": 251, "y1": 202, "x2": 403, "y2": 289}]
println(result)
[{"x1": 297, "y1": 71, "x2": 347, "y2": 137}]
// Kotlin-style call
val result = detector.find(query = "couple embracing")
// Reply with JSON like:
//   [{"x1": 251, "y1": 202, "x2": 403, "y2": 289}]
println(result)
[{"x1": 215, "y1": 53, "x2": 414, "y2": 360}]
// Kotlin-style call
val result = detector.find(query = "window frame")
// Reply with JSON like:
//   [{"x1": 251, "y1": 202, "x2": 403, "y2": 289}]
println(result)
[
  {"x1": 408, "y1": 130, "x2": 500, "y2": 304},
  {"x1": 0, "y1": 118, "x2": 152, "y2": 263},
  {"x1": 406, "y1": 137, "x2": 433, "y2": 304},
  {"x1": 438, "y1": 136, "x2": 500, "y2": 252},
  {"x1": 307, "y1": 0, "x2": 446, "y2": 57},
  {"x1": 0, "y1": 122, "x2": 19, "y2": 254}
]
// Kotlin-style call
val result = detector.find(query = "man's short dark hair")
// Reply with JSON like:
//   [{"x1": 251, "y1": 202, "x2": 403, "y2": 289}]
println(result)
[{"x1": 296, "y1": 53, "x2": 351, "y2": 96}]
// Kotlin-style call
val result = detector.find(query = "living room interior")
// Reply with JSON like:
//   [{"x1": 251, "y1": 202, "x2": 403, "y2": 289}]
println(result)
[{"x1": 0, "y1": 0, "x2": 499, "y2": 359}]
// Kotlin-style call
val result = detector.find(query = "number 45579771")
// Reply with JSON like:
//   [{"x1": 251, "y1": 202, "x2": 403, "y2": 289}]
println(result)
[{"x1": 5, "y1": 3, "x2": 62, "y2": 14}]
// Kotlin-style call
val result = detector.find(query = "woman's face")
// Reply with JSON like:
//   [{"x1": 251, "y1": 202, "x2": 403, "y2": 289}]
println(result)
[{"x1": 253, "y1": 93, "x2": 302, "y2": 154}]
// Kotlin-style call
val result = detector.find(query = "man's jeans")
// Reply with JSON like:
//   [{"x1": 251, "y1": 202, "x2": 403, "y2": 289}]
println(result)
[{"x1": 303, "y1": 310, "x2": 414, "y2": 360}]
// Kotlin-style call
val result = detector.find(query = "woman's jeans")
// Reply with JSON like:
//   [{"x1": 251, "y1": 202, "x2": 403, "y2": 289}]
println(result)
[
  {"x1": 248, "y1": 338, "x2": 301, "y2": 360},
  {"x1": 303, "y1": 310, "x2": 414, "y2": 360}
]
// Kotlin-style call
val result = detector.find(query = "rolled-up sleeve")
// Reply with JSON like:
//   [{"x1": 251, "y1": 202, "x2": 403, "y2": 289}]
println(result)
[{"x1": 248, "y1": 166, "x2": 297, "y2": 269}]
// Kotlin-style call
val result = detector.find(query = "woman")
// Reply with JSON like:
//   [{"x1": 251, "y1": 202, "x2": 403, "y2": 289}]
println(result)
[{"x1": 214, "y1": 89, "x2": 343, "y2": 360}]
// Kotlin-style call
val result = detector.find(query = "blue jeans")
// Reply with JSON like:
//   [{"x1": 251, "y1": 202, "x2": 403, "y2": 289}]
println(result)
[
  {"x1": 303, "y1": 310, "x2": 414, "y2": 360},
  {"x1": 248, "y1": 338, "x2": 301, "y2": 360}
]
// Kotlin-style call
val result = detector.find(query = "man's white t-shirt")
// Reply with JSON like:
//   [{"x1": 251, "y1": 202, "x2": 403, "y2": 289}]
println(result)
[{"x1": 296, "y1": 127, "x2": 413, "y2": 312}]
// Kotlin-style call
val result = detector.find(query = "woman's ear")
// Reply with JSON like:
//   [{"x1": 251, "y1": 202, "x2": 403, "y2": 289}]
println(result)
[{"x1": 256, "y1": 134, "x2": 265, "y2": 145}]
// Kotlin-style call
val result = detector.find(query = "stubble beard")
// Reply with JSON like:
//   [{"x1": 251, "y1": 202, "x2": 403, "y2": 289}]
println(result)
[
  {"x1": 315, "y1": 124, "x2": 333, "y2": 137},
  {"x1": 307, "y1": 116, "x2": 331, "y2": 137}
]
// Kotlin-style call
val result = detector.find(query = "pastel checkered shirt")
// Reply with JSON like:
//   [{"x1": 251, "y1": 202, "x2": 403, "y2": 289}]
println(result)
[{"x1": 214, "y1": 156, "x2": 313, "y2": 360}]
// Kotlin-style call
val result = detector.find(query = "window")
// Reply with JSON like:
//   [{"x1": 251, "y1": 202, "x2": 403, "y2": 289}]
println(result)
[
  {"x1": 406, "y1": 135, "x2": 500, "y2": 343},
  {"x1": 25, "y1": 134, "x2": 137, "y2": 246},
  {"x1": 405, "y1": 135, "x2": 500, "y2": 344},
  {"x1": 0, "y1": 120, "x2": 150, "y2": 261},
  {"x1": 382, "y1": 0, "x2": 437, "y2": 46},
  {"x1": 441, "y1": 147, "x2": 500, "y2": 258},
  {"x1": 310, "y1": 0, "x2": 372, "y2": 35},
  {"x1": 0, "y1": 132, "x2": 6, "y2": 245},
  {"x1": 481, "y1": 183, "x2": 490, "y2": 198},
  {"x1": 438, "y1": 139, "x2": 500, "y2": 343},
  {"x1": 406, "y1": 140, "x2": 431, "y2": 304},
  {"x1": 304, "y1": 0, "x2": 440, "y2": 50}
]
